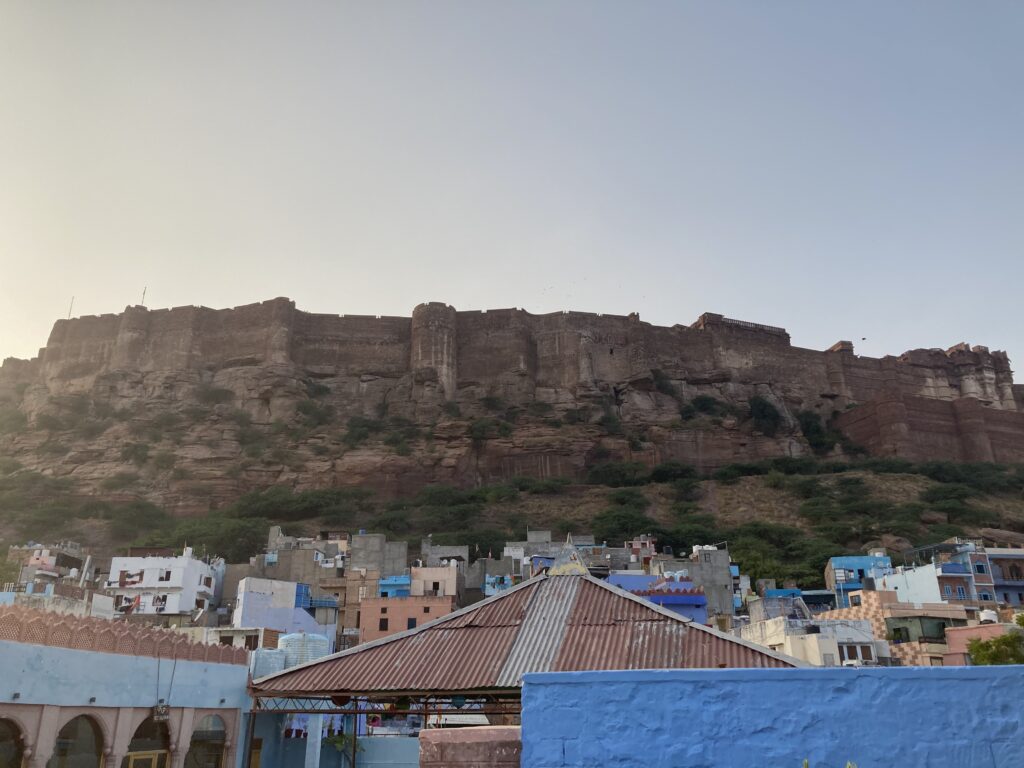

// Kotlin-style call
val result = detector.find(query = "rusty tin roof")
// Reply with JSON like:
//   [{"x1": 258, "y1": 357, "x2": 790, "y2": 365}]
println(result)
[{"x1": 251, "y1": 573, "x2": 797, "y2": 698}]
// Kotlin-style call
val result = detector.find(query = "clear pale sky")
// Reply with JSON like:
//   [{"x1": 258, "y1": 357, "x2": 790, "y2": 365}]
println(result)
[{"x1": 1, "y1": 2, "x2": 1021, "y2": 367}]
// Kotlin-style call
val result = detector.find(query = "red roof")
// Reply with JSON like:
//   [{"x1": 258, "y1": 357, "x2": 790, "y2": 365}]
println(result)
[{"x1": 251, "y1": 574, "x2": 795, "y2": 698}]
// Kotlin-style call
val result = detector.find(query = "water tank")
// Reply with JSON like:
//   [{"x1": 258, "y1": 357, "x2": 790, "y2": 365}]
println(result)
[
  {"x1": 251, "y1": 648, "x2": 288, "y2": 679},
  {"x1": 279, "y1": 632, "x2": 330, "y2": 669},
  {"x1": 980, "y1": 609, "x2": 998, "y2": 624}
]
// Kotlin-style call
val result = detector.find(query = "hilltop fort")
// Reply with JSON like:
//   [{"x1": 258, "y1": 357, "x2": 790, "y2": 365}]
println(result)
[{"x1": 1, "y1": 298, "x2": 1022, "y2": 513}]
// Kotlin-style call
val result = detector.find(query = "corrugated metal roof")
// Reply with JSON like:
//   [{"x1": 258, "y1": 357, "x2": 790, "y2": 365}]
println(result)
[{"x1": 250, "y1": 573, "x2": 796, "y2": 698}]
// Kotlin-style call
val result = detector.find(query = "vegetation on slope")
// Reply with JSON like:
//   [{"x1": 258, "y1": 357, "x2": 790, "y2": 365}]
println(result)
[{"x1": 2, "y1": 454, "x2": 1023, "y2": 587}]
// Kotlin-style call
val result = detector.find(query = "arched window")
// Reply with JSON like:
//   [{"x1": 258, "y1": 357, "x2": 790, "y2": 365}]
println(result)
[
  {"x1": 47, "y1": 716, "x2": 103, "y2": 768},
  {"x1": 184, "y1": 716, "x2": 226, "y2": 768},
  {"x1": 120, "y1": 717, "x2": 170, "y2": 768},
  {"x1": 0, "y1": 718, "x2": 24, "y2": 768}
]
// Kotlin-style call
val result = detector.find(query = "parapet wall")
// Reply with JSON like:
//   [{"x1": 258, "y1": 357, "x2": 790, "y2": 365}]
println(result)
[
  {"x1": 4, "y1": 299, "x2": 1019, "y2": 416},
  {"x1": 521, "y1": 667, "x2": 1024, "y2": 768}
]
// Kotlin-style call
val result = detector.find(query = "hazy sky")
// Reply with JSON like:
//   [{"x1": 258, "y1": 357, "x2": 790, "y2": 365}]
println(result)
[{"x1": 1, "y1": 2, "x2": 1021, "y2": 366}]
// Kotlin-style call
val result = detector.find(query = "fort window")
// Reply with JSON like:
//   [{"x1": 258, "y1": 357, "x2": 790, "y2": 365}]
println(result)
[
  {"x1": 407, "y1": 618, "x2": 416, "y2": 630},
  {"x1": 380, "y1": 607, "x2": 387, "y2": 614},
  {"x1": 423, "y1": 606, "x2": 430, "y2": 614},
  {"x1": 378, "y1": 618, "x2": 388, "y2": 632}
]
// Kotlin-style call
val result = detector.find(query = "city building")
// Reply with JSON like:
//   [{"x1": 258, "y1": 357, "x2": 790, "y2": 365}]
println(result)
[
  {"x1": 0, "y1": 605, "x2": 248, "y2": 768},
  {"x1": 607, "y1": 572, "x2": 708, "y2": 624},
  {"x1": 825, "y1": 552, "x2": 892, "y2": 608},
  {"x1": 411, "y1": 562, "x2": 464, "y2": 603},
  {"x1": 358, "y1": 595, "x2": 456, "y2": 643},
  {"x1": 0, "y1": 580, "x2": 115, "y2": 619},
  {"x1": 107, "y1": 547, "x2": 224, "y2": 618},
  {"x1": 649, "y1": 544, "x2": 739, "y2": 621},
  {"x1": 232, "y1": 577, "x2": 337, "y2": 650},
  {"x1": 819, "y1": 589, "x2": 970, "y2": 666},
  {"x1": 739, "y1": 596, "x2": 891, "y2": 666}
]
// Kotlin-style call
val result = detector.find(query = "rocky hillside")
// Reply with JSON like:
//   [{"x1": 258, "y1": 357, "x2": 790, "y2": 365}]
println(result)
[{"x1": 2, "y1": 297, "x2": 1021, "y2": 518}]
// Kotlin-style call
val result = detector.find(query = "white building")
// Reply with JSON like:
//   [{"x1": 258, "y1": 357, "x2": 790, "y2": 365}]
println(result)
[
  {"x1": 739, "y1": 615, "x2": 892, "y2": 667},
  {"x1": 232, "y1": 577, "x2": 337, "y2": 650},
  {"x1": 107, "y1": 547, "x2": 224, "y2": 616}
]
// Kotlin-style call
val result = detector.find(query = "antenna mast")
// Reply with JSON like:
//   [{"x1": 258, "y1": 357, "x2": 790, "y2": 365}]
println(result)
[
  {"x1": 141, "y1": 286, "x2": 147, "y2": 307},
  {"x1": 67, "y1": 296, "x2": 74, "y2": 320}
]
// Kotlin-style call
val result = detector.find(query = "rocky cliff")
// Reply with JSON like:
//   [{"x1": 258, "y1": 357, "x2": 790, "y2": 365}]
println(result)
[{"x1": 1, "y1": 298, "x2": 1022, "y2": 515}]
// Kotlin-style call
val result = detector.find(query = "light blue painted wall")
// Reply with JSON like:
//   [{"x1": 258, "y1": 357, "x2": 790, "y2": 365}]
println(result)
[
  {"x1": 521, "y1": 667, "x2": 1024, "y2": 768},
  {"x1": 252, "y1": 715, "x2": 417, "y2": 768},
  {"x1": 0, "y1": 639, "x2": 249, "y2": 710}
]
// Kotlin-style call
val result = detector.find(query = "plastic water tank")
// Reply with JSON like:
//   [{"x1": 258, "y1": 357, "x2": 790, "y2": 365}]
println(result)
[
  {"x1": 980, "y1": 609, "x2": 999, "y2": 624},
  {"x1": 280, "y1": 632, "x2": 330, "y2": 669},
  {"x1": 251, "y1": 648, "x2": 288, "y2": 679}
]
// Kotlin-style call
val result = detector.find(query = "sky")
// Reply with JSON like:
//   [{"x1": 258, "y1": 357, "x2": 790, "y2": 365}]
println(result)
[{"x1": 1, "y1": 2, "x2": 1022, "y2": 367}]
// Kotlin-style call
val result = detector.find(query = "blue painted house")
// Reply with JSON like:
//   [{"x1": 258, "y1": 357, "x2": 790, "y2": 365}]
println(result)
[
  {"x1": 607, "y1": 573, "x2": 709, "y2": 624},
  {"x1": 826, "y1": 553, "x2": 892, "y2": 607}
]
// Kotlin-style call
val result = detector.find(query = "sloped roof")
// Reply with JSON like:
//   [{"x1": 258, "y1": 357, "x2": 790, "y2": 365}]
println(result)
[{"x1": 251, "y1": 574, "x2": 796, "y2": 698}]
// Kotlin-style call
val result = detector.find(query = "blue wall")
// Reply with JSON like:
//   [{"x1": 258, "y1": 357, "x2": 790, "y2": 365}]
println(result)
[
  {"x1": 0, "y1": 638, "x2": 249, "y2": 710},
  {"x1": 251, "y1": 714, "x2": 418, "y2": 768},
  {"x1": 521, "y1": 667, "x2": 1024, "y2": 768}
]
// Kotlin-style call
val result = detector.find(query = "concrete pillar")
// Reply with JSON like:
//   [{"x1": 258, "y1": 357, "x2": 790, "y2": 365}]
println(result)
[{"x1": 304, "y1": 714, "x2": 323, "y2": 768}]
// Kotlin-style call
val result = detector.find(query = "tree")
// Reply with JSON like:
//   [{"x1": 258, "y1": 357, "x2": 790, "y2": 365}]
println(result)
[{"x1": 968, "y1": 616, "x2": 1024, "y2": 665}]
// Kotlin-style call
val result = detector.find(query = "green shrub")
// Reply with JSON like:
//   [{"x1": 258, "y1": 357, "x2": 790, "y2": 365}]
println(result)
[
  {"x1": 468, "y1": 418, "x2": 512, "y2": 444},
  {"x1": 597, "y1": 412, "x2": 623, "y2": 435},
  {"x1": 75, "y1": 419, "x2": 112, "y2": 439},
  {"x1": 34, "y1": 413, "x2": 64, "y2": 431},
  {"x1": 344, "y1": 415, "x2": 384, "y2": 447},
  {"x1": 305, "y1": 381, "x2": 331, "y2": 398},
  {"x1": 765, "y1": 470, "x2": 786, "y2": 489},
  {"x1": 0, "y1": 458, "x2": 22, "y2": 475},
  {"x1": 152, "y1": 451, "x2": 176, "y2": 470},
  {"x1": 691, "y1": 395, "x2": 733, "y2": 416},
  {"x1": 678, "y1": 403, "x2": 697, "y2": 420},
  {"x1": 120, "y1": 442, "x2": 150, "y2": 466},
  {"x1": 297, "y1": 399, "x2": 334, "y2": 427},
  {"x1": 592, "y1": 507, "x2": 659, "y2": 546},
  {"x1": 0, "y1": 407, "x2": 27, "y2": 434},
  {"x1": 607, "y1": 488, "x2": 648, "y2": 511},
  {"x1": 587, "y1": 462, "x2": 648, "y2": 487},
  {"x1": 195, "y1": 383, "x2": 235, "y2": 405},
  {"x1": 649, "y1": 461, "x2": 698, "y2": 483},
  {"x1": 672, "y1": 477, "x2": 704, "y2": 502},
  {"x1": 480, "y1": 396, "x2": 504, "y2": 411},
  {"x1": 797, "y1": 410, "x2": 839, "y2": 455},
  {"x1": 510, "y1": 476, "x2": 569, "y2": 494},
  {"x1": 920, "y1": 483, "x2": 979, "y2": 504},
  {"x1": 527, "y1": 402, "x2": 553, "y2": 416},
  {"x1": 101, "y1": 472, "x2": 140, "y2": 490},
  {"x1": 748, "y1": 396, "x2": 782, "y2": 436},
  {"x1": 651, "y1": 369, "x2": 677, "y2": 397},
  {"x1": 563, "y1": 408, "x2": 590, "y2": 425}
]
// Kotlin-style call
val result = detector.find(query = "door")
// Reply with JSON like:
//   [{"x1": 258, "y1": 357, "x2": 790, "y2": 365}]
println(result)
[{"x1": 127, "y1": 751, "x2": 168, "y2": 768}]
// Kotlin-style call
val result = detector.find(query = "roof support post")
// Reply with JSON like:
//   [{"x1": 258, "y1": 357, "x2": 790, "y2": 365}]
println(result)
[{"x1": 304, "y1": 714, "x2": 323, "y2": 768}]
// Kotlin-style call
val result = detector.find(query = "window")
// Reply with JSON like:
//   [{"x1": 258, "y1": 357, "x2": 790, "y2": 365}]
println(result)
[
  {"x1": 851, "y1": 594, "x2": 862, "y2": 607},
  {"x1": 407, "y1": 618, "x2": 416, "y2": 630},
  {"x1": 378, "y1": 618, "x2": 389, "y2": 632},
  {"x1": 981, "y1": 592, "x2": 993, "y2": 602},
  {"x1": 929, "y1": 657, "x2": 943, "y2": 666},
  {"x1": 432, "y1": 582, "x2": 440, "y2": 592},
  {"x1": 1005, "y1": 593, "x2": 1011, "y2": 603},
  {"x1": 956, "y1": 586, "x2": 966, "y2": 600},
  {"x1": 423, "y1": 606, "x2": 430, "y2": 614},
  {"x1": 380, "y1": 606, "x2": 388, "y2": 614},
  {"x1": 159, "y1": 570, "x2": 171, "y2": 582},
  {"x1": 975, "y1": 563, "x2": 987, "y2": 575},
  {"x1": 943, "y1": 585, "x2": 953, "y2": 597},
  {"x1": 860, "y1": 645, "x2": 873, "y2": 661},
  {"x1": 219, "y1": 636, "x2": 234, "y2": 646},
  {"x1": 245, "y1": 635, "x2": 259, "y2": 651}
]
